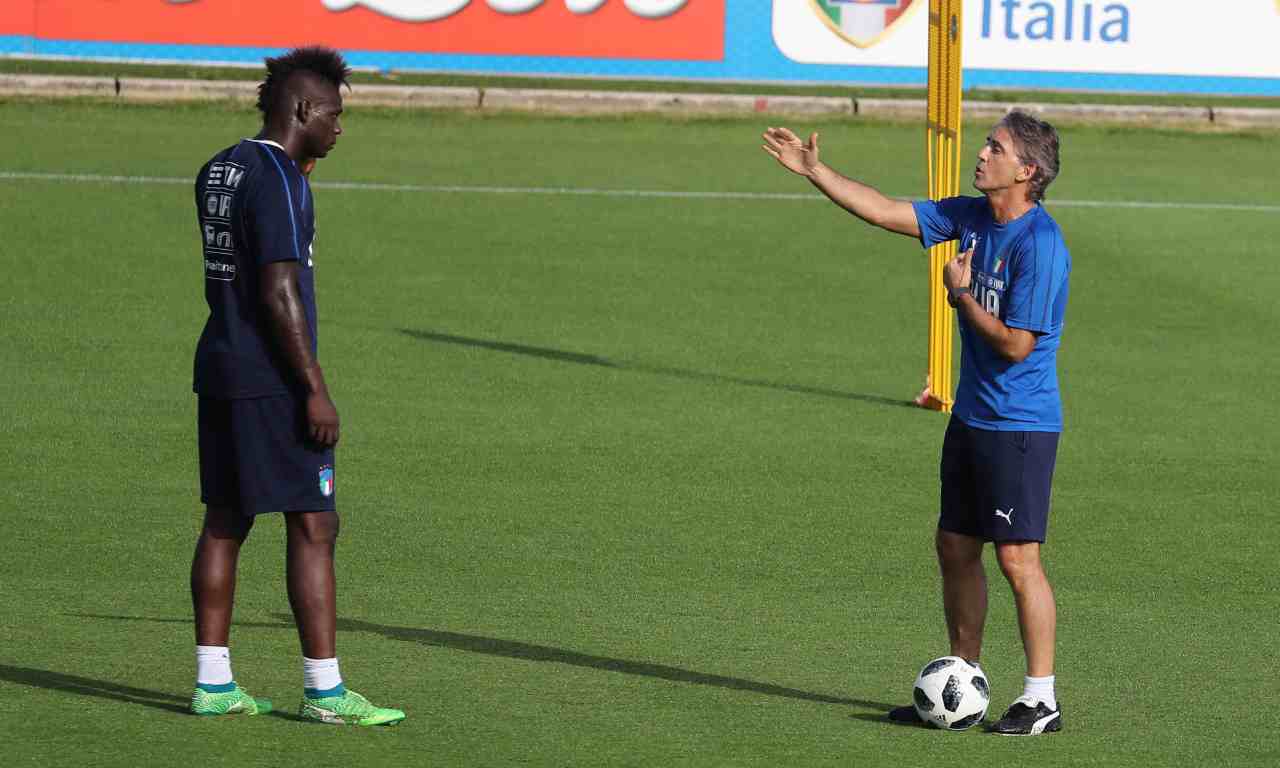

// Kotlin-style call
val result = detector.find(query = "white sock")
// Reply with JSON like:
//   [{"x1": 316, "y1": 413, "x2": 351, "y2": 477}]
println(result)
[
  {"x1": 303, "y1": 656, "x2": 343, "y2": 694},
  {"x1": 196, "y1": 645, "x2": 233, "y2": 687},
  {"x1": 1023, "y1": 674, "x2": 1057, "y2": 710}
]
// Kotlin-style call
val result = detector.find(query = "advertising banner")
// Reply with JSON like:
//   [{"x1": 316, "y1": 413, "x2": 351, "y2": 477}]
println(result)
[
  {"x1": 775, "y1": 1, "x2": 1280, "y2": 80},
  {"x1": 2, "y1": 0, "x2": 1279, "y2": 95},
  {"x1": 0, "y1": 0, "x2": 723, "y2": 61}
]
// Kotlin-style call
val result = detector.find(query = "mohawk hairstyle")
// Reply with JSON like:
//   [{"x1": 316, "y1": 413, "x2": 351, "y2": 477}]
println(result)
[{"x1": 256, "y1": 46, "x2": 351, "y2": 118}]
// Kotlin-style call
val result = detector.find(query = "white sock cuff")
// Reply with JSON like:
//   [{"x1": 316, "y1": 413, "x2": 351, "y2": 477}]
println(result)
[
  {"x1": 196, "y1": 646, "x2": 233, "y2": 686},
  {"x1": 1023, "y1": 674, "x2": 1057, "y2": 709},
  {"x1": 302, "y1": 656, "x2": 343, "y2": 692}
]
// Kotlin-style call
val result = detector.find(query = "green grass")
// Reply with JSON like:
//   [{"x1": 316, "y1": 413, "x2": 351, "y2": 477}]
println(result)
[
  {"x1": 5, "y1": 56, "x2": 1280, "y2": 109},
  {"x1": 0, "y1": 101, "x2": 1277, "y2": 766}
]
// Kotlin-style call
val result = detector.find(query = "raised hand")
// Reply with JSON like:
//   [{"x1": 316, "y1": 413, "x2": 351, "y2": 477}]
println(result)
[
  {"x1": 944, "y1": 246, "x2": 974, "y2": 299},
  {"x1": 762, "y1": 126, "x2": 821, "y2": 177}
]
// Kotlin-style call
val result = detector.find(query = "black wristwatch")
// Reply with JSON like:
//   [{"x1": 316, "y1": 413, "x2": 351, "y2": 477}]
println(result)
[{"x1": 947, "y1": 287, "x2": 969, "y2": 307}]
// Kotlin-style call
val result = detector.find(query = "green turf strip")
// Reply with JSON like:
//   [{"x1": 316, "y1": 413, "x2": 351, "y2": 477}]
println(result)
[
  {"x1": 4, "y1": 56, "x2": 1280, "y2": 110},
  {"x1": 0, "y1": 101, "x2": 1277, "y2": 766}
]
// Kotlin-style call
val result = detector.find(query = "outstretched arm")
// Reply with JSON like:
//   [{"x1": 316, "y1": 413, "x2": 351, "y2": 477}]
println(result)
[
  {"x1": 260, "y1": 261, "x2": 339, "y2": 446},
  {"x1": 762, "y1": 126, "x2": 920, "y2": 238}
]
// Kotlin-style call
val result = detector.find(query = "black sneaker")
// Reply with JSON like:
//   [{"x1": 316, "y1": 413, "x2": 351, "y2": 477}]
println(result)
[
  {"x1": 887, "y1": 705, "x2": 924, "y2": 724},
  {"x1": 987, "y1": 696, "x2": 1062, "y2": 735}
]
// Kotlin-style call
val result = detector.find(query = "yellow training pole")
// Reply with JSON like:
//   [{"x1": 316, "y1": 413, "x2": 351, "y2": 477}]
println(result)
[{"x1": 921, "y1": 0, "x2": 962, "y2": 413}]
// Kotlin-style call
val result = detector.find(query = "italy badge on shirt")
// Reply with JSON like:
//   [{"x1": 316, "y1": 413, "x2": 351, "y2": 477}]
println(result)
[{"x1": 319, "y1": 465, "x2": 335, "y2": 497}]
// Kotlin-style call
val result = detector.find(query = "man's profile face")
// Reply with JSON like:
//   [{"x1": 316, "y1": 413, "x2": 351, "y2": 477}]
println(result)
[
  {"x1": 973, "y1": 126, "x2": 1030, "y2": 195},
  {"x1": 301, "y1": 82, "x2": 344, "y2": 160}
]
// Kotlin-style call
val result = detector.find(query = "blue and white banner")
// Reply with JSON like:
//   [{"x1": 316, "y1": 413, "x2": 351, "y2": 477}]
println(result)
[
  {"x1": 776, "y1": 1, "x2": 1280, "y2": 84},
  {"x1": 3, "y1": 0, "x2": 1279, "y2": 95}
]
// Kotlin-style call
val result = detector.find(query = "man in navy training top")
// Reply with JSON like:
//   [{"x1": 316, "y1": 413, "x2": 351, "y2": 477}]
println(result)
[
  {"x1": 190, "y1": 46, "x2": 404, "y2": 726},
  {"x1": 762, "y1": 111, "x2": 1070, "y2": 736}
]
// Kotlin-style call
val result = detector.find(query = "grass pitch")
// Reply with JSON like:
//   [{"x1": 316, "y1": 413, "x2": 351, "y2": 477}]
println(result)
[{"x1": 0, "y1": 99, "x2": 1277, "y2": 766}]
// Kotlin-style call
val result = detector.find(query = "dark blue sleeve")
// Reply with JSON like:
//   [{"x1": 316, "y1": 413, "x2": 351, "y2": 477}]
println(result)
[
  {"x1": 247, "y1": 150, "x2": 303, "y2": 266},
  {"x1": 912, "y1": 197, "x2": 979, "y2": 249},
  {"x1": 1005, "y1": 220, "x2": 1070, "y2": 334}
]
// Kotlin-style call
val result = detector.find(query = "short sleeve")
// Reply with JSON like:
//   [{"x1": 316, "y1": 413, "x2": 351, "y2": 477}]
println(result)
[
  {"x1": 1004, "y1": 220, "x2": 1070, "y2": 334},
  {"x1": 247, "y1": 150, "x2": 303, "y2": 266},
  {"x1": 912, "y1": 196, "x2": 981, "y2": 249}
]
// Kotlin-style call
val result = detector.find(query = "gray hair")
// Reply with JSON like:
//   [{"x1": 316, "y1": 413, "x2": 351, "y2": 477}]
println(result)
[{"x1": 997, "y1": 111, "x2": 1060, "y2": 202}]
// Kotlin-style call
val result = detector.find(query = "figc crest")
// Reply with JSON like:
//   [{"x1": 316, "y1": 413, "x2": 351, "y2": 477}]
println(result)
[{"x1": 808, "y1": 0, "x2": 924, "y2": 48}]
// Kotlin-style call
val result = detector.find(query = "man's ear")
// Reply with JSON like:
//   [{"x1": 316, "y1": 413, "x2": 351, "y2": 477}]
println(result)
[
  {"x1": 1016, "y1": 163, "x2": 1037, "y2": 184},
  {"x1": 295, "y1": 98, "x2": 312, "y2": 125}
]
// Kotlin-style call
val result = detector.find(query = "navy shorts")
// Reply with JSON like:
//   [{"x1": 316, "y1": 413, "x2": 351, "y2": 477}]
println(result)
[
  {"x1": 939, "y1": 417, "x2": 1059, "y2": 542},
  {"x1": 198, "y1": 394, "x2": 336, "y2": 516}
]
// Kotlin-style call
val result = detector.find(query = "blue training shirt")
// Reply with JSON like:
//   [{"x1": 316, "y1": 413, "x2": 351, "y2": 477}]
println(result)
[
  {"x1": 193, "y1": 139, "x2": 318, "y2": 399},
  {"x1": 913, "y1": 197, "x2": 1070, "y2": 431}
]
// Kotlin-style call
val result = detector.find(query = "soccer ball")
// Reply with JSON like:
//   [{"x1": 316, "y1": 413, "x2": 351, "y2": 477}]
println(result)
[{"x1": 912, "y1": 656, "x2": 990, "y2": 730}]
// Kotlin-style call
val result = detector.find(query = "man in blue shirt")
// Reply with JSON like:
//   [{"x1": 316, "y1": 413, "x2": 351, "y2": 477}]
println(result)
[
  {"x1": 763, "y1": 111, "x2": 1069, "y2": 736},
  {"x1": 190, "y1": 46, "x2": 404, "y2": 726}
]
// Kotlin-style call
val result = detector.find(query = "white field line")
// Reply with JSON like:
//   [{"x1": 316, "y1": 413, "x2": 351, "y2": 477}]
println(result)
[{"x1": 2, "y1": 170, "x2": 1278, "y2": 213}]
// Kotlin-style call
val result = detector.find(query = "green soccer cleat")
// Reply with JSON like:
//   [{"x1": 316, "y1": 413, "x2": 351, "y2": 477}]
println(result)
[
  {"x1": 190, "y1": 683, "x2": 272, "y2": 716},
  {"x1": 299, "y1": 689, "x2": 405, "y2": 727}
]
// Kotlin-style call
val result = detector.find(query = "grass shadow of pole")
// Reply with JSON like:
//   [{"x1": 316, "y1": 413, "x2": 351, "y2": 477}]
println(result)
[
  {"x1": 326, "y1": 615, "x2": 895, "y2": 712},
  {"x1": 398, "y1": 329, "x2": 918, "y2": 410},
  {"x1": 68, "y1": 613, "x2": 895, "y2": 713}
]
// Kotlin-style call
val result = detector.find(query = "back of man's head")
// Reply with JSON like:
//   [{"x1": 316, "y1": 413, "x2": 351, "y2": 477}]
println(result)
[
  {"x1": 998, "y1": 111, "x2": 1060, "y2": 202},
  {"x1": 257, "y1": 46, "x2": 351, "y2": 122}
]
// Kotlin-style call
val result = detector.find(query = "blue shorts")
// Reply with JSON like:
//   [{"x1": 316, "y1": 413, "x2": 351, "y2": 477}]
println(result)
[
  {"x1": 939, "y1": 417, "x2": 1059, "y2": 542},
  {"x1": 198, "y1": 394, "x2": 336, "y2": 516}
]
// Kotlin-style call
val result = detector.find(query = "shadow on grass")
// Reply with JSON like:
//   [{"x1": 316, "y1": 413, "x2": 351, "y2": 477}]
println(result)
[
  {"x1": 849, "y1": 710, "x2": 992, "y2": 735},
  {"x1": 69, "y1": 613, "x2": 895, "y2": 713},
  {"x1": 399, "y1": 329, "x2": 918, "y2": 410},
  {"x1": 330, "y1": 615, "x2": 896, "y2": 711},
  {"x1": 849, "y1": 711, "x2": 929, "y2": 728},
  {"x1": 0, "y1": 659, "x2": 305, "y2": 721},
  {"x1": 0, "y1": 663, "x2": 190, "y2": 715}
]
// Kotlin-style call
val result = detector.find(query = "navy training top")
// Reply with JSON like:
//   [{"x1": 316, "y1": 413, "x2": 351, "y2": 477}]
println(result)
[{"x1": 193, "y1": 139, "x2": 318, "y2": 399}]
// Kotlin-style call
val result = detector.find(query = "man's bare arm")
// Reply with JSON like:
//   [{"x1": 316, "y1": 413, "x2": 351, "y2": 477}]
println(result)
[
  {"x1": 260, "y1": 260, "x2": 339, "y2": 446},
  {"x1": 952, "y1": 295, "x2": 1037, "y2": 363},
  {"x1": 807, "y1": 163, "x2": 921, "y2": 236},
  {"x1": 762, "y1": 126, "x2": 920, "y2": 238},
  {"x1": 943, "y1": 248, "x2": 1037, "y2": 363}
]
